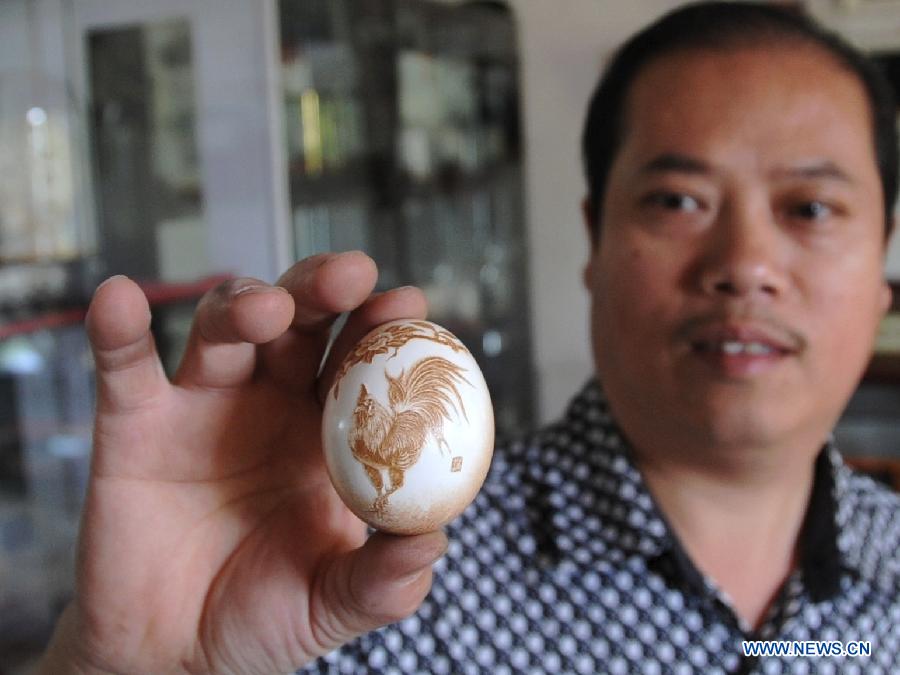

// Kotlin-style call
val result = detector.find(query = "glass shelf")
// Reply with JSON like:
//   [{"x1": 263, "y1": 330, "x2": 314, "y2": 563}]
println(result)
[{"x1": 279, "y1": 0, "x2": 535, "y2": 436}]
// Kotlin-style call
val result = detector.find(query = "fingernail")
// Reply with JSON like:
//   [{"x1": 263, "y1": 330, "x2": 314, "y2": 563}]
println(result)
[
  {"x1": 234, "y1": 284, "x2": 288, "y2": 297},
  {"x1": 394, "y1": 541, "x2": 447, "y2": 586},
  {"x1": 95, "y1": 274, "x2": 128, "y2": 293},
  {"x1": 394, "y1": 567, "x2": 431, "y2": 587}
]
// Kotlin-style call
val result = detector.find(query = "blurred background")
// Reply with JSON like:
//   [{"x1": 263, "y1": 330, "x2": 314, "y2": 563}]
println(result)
[{"x1": 0, "y1": 0, "x2": 898, "y2": 670}]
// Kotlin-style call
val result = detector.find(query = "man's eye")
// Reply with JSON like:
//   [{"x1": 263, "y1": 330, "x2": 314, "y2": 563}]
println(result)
[
  {"x1": 790, "y1": 200, "x2": 833, "y2": 221},
  {"x1": 644, "y1": 192, "x2": 701, "y2": 212}
]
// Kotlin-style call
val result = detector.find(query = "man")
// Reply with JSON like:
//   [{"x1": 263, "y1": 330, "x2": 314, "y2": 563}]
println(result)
[{"x1": 39, "y1": 2, "x2": 899, "y2": 673}]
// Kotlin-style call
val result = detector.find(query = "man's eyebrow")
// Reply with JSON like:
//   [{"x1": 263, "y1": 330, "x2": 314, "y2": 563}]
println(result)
[
  {"x1": 639, "y1": 153, "x2": 712, "y2": 176},
  {"x1": 772, "y1": 160, "x2": 856, "y2": 184}
]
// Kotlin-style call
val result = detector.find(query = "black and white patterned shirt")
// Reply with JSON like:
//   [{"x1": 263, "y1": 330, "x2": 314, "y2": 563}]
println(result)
[{"x1": 304, "y1": 380, "x2": 900, "y2": 674}]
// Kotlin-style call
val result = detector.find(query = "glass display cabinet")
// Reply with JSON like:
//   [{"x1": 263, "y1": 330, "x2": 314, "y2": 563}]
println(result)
[{"x1": 279, "y1": 0, "x2": 535, "y2": 434}]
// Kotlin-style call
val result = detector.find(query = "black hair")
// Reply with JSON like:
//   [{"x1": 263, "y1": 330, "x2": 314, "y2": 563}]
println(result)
[{"x1": 581, "y1": 1, "x2": 898, "y2": 239}]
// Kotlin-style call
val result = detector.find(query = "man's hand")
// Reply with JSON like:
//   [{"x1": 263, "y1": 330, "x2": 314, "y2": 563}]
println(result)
[{"x1": 37, "y1": 252, "x2": 447, "y2": 675}]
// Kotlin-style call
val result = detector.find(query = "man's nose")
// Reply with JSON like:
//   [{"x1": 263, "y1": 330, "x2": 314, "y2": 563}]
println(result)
[{"x1": 696, "y1": 200, "x2": 788, "y2": 299}]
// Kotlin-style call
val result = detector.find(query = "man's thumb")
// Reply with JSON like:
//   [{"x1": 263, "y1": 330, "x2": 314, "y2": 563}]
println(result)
[{"x1": 310, "y1": 530, "x2": 448, "y2": 649}]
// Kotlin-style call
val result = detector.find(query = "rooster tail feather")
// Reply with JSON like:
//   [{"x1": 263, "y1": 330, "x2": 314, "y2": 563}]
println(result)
[{"x1": 387, "y1": 356, "x2": 472, "y2": 425}]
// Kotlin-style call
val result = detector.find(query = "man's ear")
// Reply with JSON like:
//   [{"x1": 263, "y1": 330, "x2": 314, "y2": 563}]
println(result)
[
  {"x1": 582, "y1": 196, "x2": 599, "y2": 248},
  {"x1": 880, "y1": 279, "x2": 893, "y2": 315},
  {"x1": 879, "y1": 217, "x2": 896, "y2": 314},
  {"x1": 582, "y1": 195, "x2": 598, "y2": 290}
]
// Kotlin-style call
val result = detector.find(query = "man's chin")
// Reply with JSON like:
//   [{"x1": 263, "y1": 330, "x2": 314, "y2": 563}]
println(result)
[
  {"x1": 679, "y1": 406, "x2": 822, "y2": 460},
  {"x1": 661, "y1": 390, "x2": 792, "y2": 447}
]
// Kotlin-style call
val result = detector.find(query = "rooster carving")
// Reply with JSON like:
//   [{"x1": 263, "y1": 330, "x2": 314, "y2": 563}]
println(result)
[{"x1": 348, "y1": 356, "x2": 471, "y2": 515}]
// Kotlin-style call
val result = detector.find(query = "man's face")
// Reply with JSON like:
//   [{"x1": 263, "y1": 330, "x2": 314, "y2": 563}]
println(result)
[{"x1": 586, "y1": 46, "x2": 892, "y2": 455}]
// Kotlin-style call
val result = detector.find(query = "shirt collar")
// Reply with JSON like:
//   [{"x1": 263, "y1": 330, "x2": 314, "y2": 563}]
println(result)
[
  {"x1": 798, "y1": 442, "x2": 842, "y2": 600},
  {"x1": 563, "y1": 378, "x2": 864, "y2": 600},
  {"x1": 830, "y1": 441, "x2": 897, "y2": 591}
]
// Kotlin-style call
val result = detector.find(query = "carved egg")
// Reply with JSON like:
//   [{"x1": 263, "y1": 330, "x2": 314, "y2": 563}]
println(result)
[{"x1": 322, "y1": 319, "x2": 494, "y2": 535}]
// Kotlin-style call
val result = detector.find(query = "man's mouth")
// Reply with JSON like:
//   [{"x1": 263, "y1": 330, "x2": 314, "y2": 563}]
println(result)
[
  {"x1": 679, "y1": 318, "x2": 805, "y2": 377},
  {"x1": 693, "y1": 340, "x2": 785, "y2": 356}
]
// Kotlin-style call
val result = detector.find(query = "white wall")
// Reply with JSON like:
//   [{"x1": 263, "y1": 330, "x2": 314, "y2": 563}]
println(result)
[
  {"x1": 0, "y1": 2, "x2": 30, "y2": 72},
  {"x1": 69, "y1": 0, "x2": 290, "y2": 283},
  {"x1": 1, "y1": 0, "x2": 289, "y2": 282},
  {"x1": 0, "y1": 0, "x2": 96, "y2": 257}
]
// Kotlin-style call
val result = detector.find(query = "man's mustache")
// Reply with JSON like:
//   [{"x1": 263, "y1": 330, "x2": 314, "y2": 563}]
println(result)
[{"x1": 673, "y1": 311, "x2": 808, "y2": 353}]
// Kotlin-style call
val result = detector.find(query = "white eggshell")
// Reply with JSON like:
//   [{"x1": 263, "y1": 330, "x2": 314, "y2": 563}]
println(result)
[{"x1": 322, "y1": 319, "x2": 494, "y2": 535}]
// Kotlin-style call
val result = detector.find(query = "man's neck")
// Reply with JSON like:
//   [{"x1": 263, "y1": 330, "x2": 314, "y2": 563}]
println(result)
[{"x1": 633, "y1": 441, "x2": 818, "y2": 631}]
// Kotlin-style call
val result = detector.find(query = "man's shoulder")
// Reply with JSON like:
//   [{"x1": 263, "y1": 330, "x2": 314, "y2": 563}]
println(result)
[
  {"x1": 837, "y1": 461, "x2": 900, "y2": 592},
  {"x1": 842, "y1": 463, "x2": 900, "y2": 505},
  {"x1": 839, "y1": 462, "x2": 900, "y2": 526}
]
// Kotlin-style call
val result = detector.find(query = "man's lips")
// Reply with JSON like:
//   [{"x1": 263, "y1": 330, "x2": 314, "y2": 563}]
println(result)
[
  {"x1": 688, "y1": 324, "x2": 802, "y2": 356},
  {"x1": 674, "y1": 315, "x2": 806, "y2": 372}
]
